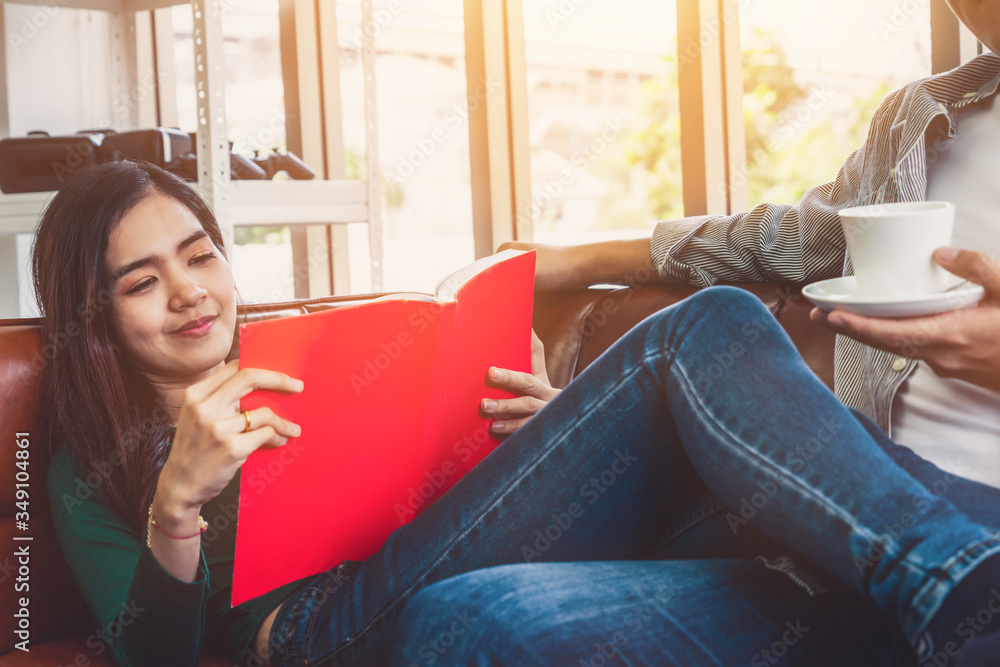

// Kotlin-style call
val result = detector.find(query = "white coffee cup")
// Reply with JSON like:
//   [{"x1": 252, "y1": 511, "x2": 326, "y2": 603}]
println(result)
[{"x1": 838, "y1": 201, "x2": 956, "y2": 300}]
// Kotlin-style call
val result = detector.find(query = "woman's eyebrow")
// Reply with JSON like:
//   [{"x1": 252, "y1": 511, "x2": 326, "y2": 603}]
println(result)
[{"x1": 111, "y1": 229, "x2": 210, "y2": 281}]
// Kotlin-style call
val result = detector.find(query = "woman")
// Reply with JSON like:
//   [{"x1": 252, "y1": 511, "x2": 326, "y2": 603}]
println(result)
[{"x1": 41, "y1": 161, "x2": 999, "y2": 667}]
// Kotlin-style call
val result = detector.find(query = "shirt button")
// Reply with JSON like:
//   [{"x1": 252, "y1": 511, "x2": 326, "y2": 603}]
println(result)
[
  {"x1": 963, "y1": 92, "x2": 976, "y2": 98},
  {"x1": 892, "y1": 358, "x2": 907, "y2": 372},
  {"x1": 938, "y1": 102, "x2": 948, "y2": 111}
]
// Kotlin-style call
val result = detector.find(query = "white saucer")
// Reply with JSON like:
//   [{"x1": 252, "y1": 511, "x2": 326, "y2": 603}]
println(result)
[{"x1": 802, "y1": 276, "x2": 985, "y2": 318}]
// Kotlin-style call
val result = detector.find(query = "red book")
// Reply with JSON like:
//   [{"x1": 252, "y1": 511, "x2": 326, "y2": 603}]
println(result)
[{"x1": 232, "y1": 250, "x2": 536, "y2": 605}]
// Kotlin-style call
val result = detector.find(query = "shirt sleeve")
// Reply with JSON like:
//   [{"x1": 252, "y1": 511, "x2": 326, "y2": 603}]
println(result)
[
  {"x1": 47, "y1": 448, "x2": 210, "y2": 667},
  {"x1": 648, "y1": 113, "x2": 880, "y2": 287}
]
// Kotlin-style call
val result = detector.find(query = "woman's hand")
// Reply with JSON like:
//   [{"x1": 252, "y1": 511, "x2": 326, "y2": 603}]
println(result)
[
  {"x1": 481, "y1": 330, "x2": 561, "y2": 439},
  {"x1": 810, "y1": 248, "x2": 1000, "y2": 391},
  {"x1": 158, "y1": 360, "x2": 304, "y2": 511}
]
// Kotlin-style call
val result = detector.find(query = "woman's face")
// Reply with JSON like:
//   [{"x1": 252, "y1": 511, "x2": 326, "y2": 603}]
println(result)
[{"x1": 105, "y1": 191, "x2": 236, "y2": 384}]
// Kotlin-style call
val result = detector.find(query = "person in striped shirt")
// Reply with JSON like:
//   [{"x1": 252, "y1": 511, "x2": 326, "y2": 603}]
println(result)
[{"x1": 490, "y1": 0, "x2": 1000, "y2": 664}]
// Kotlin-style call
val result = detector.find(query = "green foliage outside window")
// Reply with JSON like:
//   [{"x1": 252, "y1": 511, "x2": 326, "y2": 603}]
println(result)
[{"x1": 601, "y1": 29, "x2": 889, "y2": 228}]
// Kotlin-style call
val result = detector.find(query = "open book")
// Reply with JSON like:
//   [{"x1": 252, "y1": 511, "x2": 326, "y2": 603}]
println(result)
[{"x1": 231, "y1": 250, "x2": 536, "y2": 605}]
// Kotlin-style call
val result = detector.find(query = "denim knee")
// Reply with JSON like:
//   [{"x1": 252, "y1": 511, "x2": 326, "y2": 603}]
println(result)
[
  {"x1": 642, "y1": 285, "x2": 779, "y2": 359},
  {"x1": 686, "y1": 285, "x2": 774, "y2": 321},
  {"x1": 646, "y1": 285, "x2": 774, "y2": 335},
  {"x1": 391, "y1": 572, "x2": 495, "y2": 665},
  {"x1": 390, "y1": 565, "x2": 572, "y2": 666}
]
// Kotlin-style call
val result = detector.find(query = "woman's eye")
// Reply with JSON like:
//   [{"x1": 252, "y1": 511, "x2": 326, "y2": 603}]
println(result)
[
  {"x1": 126, "y1": 278, "x2": 155, "y2": 295},
  {"x1": 191, "y1": 252, "x2": 216, "y2": 265}
]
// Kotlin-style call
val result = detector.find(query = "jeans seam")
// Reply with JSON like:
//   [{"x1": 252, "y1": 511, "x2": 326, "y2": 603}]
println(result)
[
  {"x1": 312, "y1": 361, "x2": 655, "y2": 663},
  {"x1": 904, "y1": 533, "x2": 1000, "y2": 647},
  {"x1": 655, "y1": 499, "x2": 726, "y2": 548},
  {"x1": 657, "y1": 606, "x2": 719, "y2": 663}
]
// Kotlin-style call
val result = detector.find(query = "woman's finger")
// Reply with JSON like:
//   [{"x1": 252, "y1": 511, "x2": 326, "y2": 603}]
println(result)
[
  {"x1": 488, "y1": 416, "x2": 530, "y2": 437},
  {"x1": 482, "y1": 395, "x2": 546, "y2": 420},
  {"x1": 208, "y1": 367, "x2": 305, "y2": 412},
  {"x1": 487, "y1": 367, "x2": 558, "y2": 400},
  {"x1": 184, "y1": 359, "x2": 241, "y2": 404},
  {"x1": 231, "y1": 425, "x2": 290, "y2": 458},
  {"x1": 223, "y1": 406, "x2": 302, "y2": 440}
]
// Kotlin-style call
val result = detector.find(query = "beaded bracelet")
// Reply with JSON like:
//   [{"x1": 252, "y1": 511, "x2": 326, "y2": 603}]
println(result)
[{"x1": 146, "y1": 505, "x2": 209, "y2": 548}]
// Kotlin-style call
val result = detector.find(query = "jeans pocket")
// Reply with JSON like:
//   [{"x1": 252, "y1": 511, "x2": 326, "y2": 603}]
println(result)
[
  {"x1": 271, "y1": 582, "x2": 324, "y2": 666},
  {"x1": 272, "y1": 561, "x2": 362, "y2": 666}
]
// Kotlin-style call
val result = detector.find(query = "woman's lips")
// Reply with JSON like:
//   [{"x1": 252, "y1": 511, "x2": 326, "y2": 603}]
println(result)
[{"x1": 174, "y1": 316, "x2": 216, "y2": 337}]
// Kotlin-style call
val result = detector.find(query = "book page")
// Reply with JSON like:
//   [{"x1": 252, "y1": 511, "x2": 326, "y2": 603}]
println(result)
[{"x1": 434, "y1": 248, "x2": 527, "y2": 302}]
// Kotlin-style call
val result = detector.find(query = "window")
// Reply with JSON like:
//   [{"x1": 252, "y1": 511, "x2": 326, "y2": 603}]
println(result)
[
  {"x1": 338, "y1": 0, "x2": 476, "y2": 294},
  {"x1": 521, "y1": 0, "x2": 681, "y2": 244},
  {"x1": 738, "y1": 0, "x2": 931, "y2": 206},
  {"x1": 172, "y1": 0, "x2": 295, "y2": 304}
]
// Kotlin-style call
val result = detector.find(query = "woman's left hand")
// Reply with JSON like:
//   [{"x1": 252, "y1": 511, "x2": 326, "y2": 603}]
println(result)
[
  {"x1": 482, "y1": 330, "x2": 561, "y2": 438},
  {"x1": 810, "y1": 247, "x2": 1000, "y2": 391}
]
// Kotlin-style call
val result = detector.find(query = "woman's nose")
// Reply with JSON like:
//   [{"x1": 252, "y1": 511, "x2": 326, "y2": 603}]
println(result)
[{"x1": 170, "y1": 274, "x2": 208, "y2": 309}]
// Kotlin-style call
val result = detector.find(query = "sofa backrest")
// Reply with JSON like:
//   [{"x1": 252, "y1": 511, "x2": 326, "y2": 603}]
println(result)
[{"x1": 0, "y1": 282, "x2": 833, "y2": 650}]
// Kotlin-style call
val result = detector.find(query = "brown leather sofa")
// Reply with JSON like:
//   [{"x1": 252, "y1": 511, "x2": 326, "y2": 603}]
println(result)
[{"x1": 0, "y1": 281, "x2": 833, "y2": 666}]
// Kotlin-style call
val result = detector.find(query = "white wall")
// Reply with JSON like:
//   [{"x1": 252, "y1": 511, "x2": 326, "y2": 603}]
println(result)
[
  {"x1": 0, "y1": 4, "x2": 115, "y2": 318},
  {"x1": 6, "y1": 4, "x2": 114, "y2": 135}
]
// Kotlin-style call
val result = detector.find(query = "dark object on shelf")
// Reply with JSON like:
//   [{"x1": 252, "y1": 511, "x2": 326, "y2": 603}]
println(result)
[
  {"x1": 0, "y1": 128, "x2": 316, "y2": 194},
  {"x1": 178, "y1": 141, "x2": 314, "y2": 181},
  {"x1": 171, "y1": 153, "x2": 269, "y2": 181},
  {"x1": 101, "y1": 128, "x2": 192, "y2": 171},
  {"x1": 0, "y1": 127, "x2": 190, "y2": 194},
  {"x1": 231, "y1": 153, "x2": 268, "y2": 179},
  {"x1": 254, "y1": 151, "x2": 315, "y2": 180},
  {"x1": 0, "y1": 131, "x2": 107, "y2": 194}
]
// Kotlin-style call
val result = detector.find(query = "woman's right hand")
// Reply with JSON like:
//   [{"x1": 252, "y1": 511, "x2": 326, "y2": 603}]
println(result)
[{"x1": 158, "y1": 359, "x2": 304, "y2": 511}]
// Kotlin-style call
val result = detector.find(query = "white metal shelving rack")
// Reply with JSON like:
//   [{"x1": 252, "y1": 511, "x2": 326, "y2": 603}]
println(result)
[{"x1": 0, "y1": 0, "x2": 383, "y2": 316}]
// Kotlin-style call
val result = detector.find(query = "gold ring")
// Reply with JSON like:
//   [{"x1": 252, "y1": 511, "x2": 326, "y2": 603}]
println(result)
[{"x1": 242, "y1": 409, "x2": 251, "y2": 433}]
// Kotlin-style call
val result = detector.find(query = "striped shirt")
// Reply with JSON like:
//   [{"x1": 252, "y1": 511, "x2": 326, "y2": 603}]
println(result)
[{"x1": 649, "y1": 53, "x2": 1000, "y2": 435}]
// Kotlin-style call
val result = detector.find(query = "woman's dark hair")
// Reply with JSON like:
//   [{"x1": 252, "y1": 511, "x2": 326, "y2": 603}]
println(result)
[{"x1": 33, "y1": 160, "x2": 235, "y2": 532}]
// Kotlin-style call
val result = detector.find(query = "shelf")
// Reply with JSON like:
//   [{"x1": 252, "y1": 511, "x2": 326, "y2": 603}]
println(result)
[
  {"x1": 228, "y1": 180, "x2": 369, "y2": 226},
  {"x1": 0, "y1": 192, "x2": 55, "y2": 235},
  {"x1": 0, "y1": 0, "x2": 189, "y2": 13},
  {"x1": 0, "y1": 180, "x2": 369, "y2": 234}
]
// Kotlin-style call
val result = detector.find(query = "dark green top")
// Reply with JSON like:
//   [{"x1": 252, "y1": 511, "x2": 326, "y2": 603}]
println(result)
[{"x1": 46, "y1": 430, "x2": 314, "y2": 667}]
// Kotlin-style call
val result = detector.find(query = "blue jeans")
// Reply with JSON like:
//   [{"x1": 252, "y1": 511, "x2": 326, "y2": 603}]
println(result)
[{"x1": 266, "y1": 286, "x2": 1000, "y2": 667}]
